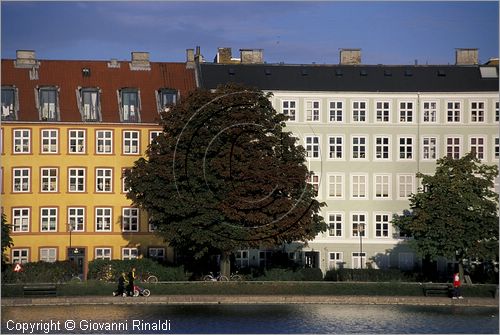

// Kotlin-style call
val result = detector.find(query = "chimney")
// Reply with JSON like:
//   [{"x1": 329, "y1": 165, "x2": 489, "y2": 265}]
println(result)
[
  {"x1": 339, "y1": 48, "x2": 361, "y2": 65},
  {"x1": 240, "y1": 49, "x2": 263, "y2": 64},
  {"x1": 15, "y1": 50, "x2": 38, "y2": 68},
  {"x1": 194, "y1": 46, "x2": 204, "y2": 63},
  {"x1": 455, "y1": 48, "x2": 478, "y2": 65},
  {"x1": 130, "y1": 51, "x2": 150, "y2": 71},
  {"x1": 216, "y1": 47, "x2": 233, "y2": 64},
  {"x1": 107, "y1": 58, "x2": 120, "y2": 68},
  {"x1": 186, "y1": 49, "x2": 195, "y2": 68}
]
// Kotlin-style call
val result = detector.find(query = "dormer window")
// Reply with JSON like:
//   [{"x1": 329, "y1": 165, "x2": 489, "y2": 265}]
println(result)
[
  {"x1": 1, "y1": 86, "x2": 18, "y2": 121},
  {"x1": 156, "y1": 88, "x2": 178, "y2": 113},
  {"x1": 78, "y1": 88, "x2": 101, "y2": 122},
  {"x1": 119, "y1": 88, "x2": 140, "y2": 123},
  {"x1": 37, "y1": 87, "x2": 59, "y2": 121}
]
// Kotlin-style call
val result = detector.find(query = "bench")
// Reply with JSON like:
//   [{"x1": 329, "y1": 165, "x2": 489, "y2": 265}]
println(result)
[
  {"x1": 422, "y1": 283, "x2": 452, "y2": 297},
  {"x1": 23, "y1": 285, "x2": 57, "y2": 297}
]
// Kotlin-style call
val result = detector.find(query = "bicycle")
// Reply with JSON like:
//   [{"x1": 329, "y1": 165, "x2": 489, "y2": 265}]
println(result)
[
  {"x1": 139, "y1": 272, "x2": 159, "y2": 284},
  {"x1": 203, "y1": 272, "x2": 229, "y2": 281},
  {"x1": 229, "y1": 272, "x2": 243, "y2": 281}
]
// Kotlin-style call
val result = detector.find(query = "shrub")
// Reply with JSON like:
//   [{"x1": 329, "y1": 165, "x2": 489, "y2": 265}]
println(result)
[
  {"x1": 87, "y1": 258, "x2": 186, "y2": 281},
  {"x1": 251, "y1": 267, "x2": 323, "y2": 281},
  {"x1": 298, "y1": 268, "x2": 324, "y2": 281},
  {"x1": 324, "y1": 268, "x2": 418, "y2": 282},
  {"x1": 1, "y1": 261, "x2": 76, "y2": 283}
]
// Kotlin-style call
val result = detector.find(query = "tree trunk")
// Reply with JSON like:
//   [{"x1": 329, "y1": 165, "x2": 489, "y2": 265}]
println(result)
[
  {"x1": 458, "y1": 259, "x2": 464, "y2": 284},
  {"x1": 220, "y1": 252, "x2": 231, "y2": 278}
]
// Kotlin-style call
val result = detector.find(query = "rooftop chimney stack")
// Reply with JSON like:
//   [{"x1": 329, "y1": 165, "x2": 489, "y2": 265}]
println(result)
[
  {"x1": 130, "y1": 51, "x2": 151, "y2": 71},
  {"x1": 455, "y1": 48, "x2": 478, "y2": 65},
  {"x1": 194, "y1": 46, "x2": 204, "y2": 63},
  {"x1": 186, "y1": 49, "x2": 195, "y2": 68},
  {"x1": 15, "y1": 50, "x2": 38, "y2": 68},
  {"x1": 216, "y1": 47, "x2": 233, "y2": 64},
  {"x1": 240, "y1": 49, "x2": 264, "y2": 64},
  {"x1": 339, "y1": 48, "x2": 361, "y2": 65}
]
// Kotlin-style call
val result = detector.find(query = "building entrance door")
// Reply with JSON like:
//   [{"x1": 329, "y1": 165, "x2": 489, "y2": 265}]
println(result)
[
  {"x1": 68, "y1": 247, "x2": 85, "y2": 280},
  {"x1": 305, "y1": 251, "x2": 320, "y2": 268}
]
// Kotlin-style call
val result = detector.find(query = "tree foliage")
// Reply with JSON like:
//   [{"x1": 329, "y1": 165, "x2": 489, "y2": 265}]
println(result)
[
  {"x1": 392, "y1": 153, "x2": 499, "y2": 265},
  {"x1": 126, "y1": 84, "x2": 326, "y2": 260},
  {"x1": 2, "y1": 213, "x2": 13, "y2": 267}
]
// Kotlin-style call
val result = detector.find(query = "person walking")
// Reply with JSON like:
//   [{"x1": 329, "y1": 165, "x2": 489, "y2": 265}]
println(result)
[
  {"x1": 126, "y1": 267, "x2": 136, "y2": 296},
  {"x1": 113, "y1": 272, "x2": 127, "y2": 297},
  {"x1": 452, "y1": 272, "x2": 463, "y2": 299}
]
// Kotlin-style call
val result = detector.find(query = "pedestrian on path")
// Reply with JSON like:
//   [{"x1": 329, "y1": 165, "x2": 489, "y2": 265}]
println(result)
[
  {"x1": 126, "y1": 267, "x2": 136, "y2": 296},
  {"x1": 452, "y1": 272, "x2": 463, "y2": 299}
]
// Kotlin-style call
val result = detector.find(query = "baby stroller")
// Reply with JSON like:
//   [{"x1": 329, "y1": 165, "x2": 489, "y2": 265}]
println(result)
[{"x1": 133, "y1": 284, "x2": 151, "y2": 297}]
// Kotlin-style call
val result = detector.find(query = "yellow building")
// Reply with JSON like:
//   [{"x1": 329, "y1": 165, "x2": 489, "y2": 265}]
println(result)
[{"x1": 1, "y1": 50, "x2": 197, "y2": 278}]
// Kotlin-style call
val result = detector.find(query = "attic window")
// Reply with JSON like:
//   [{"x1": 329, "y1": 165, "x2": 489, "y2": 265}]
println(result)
[
  {"x1": 265, "y1": 69, "x2": 272, "y2": 76},
  {"x1": 360, "y1": 70, "x2": 367, "y2": 76},
  {"x1": 335, "y1": 69, "x2": 343, "y2": 77},
  {"x1": 437, "y1": 70, "x2": 446, "y2": 77},
  {"x1": 384, "y1": 70, "x2": 392, "y2": 77},
  {"x1": 228, "y1": 68, "x2": 235, "y2": 75},
  {"x1": 301, "y1": 69, "x2": 308, "y2": 76},
  {"x1": 82, "y1": 68, "x2": 91, "y2": 77},
  {"x1": 404, "y1": 70, "x2": 413, "y2": 77},
  {"x1": 479, "y1": 67, "x2": 498, "y2": 78},
  {"x1": 1, "y1": 86, "x2": 18, "y2": 121}
]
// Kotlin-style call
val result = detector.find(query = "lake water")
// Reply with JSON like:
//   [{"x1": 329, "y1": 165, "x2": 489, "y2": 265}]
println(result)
[{"x1": 2, "y1": 304, "x2": 498, "y2": 334}]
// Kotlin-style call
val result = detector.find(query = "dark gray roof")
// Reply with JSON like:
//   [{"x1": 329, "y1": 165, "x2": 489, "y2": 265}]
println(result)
[{"x1": 199, "y1": 63, "x2": 499, "y2": 92}]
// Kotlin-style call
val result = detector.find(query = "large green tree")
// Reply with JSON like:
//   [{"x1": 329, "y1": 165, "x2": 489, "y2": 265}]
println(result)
[
  {"x1": 2, "y1": 213, "x2": 13, "y2": 268},
  {"x1": 125, "y1": 84, "x2": 326, "y2": 274},
  {"x1": 392, "y1": 153, "x2": 499, "y2": 277}
]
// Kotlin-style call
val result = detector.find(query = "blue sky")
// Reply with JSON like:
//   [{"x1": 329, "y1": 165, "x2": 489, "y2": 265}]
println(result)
[{"x1": 1, "y1": 1, "x2": 499, "y2": 65}]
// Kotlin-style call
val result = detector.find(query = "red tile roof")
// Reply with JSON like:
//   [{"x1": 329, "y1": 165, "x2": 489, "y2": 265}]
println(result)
[{"x1": 1, "y1": 59, "x2": 197, "y2": 123}]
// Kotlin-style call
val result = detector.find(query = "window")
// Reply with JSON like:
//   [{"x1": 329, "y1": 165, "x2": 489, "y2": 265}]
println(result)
[
  {"x1": 68, "y1": 207, "x2": 85, "y2": 232},
  {"x1": 352, "y1": 136, "x2": 367, "y2": 159},
  {"x1": 495, "y1": 101, "x2": 499, "y2": 123},
  {"x1": 95, "y1": 248, "x2": 112, "y2": 260},
  {"x1": 328, "y1": 136, "x2": 343, "y2": 159},
  {"x1": 13, "y1": 168, "x2": 30, "y2": 192},
  {"x1": 305, "y1": 136, "x2": 320, "y2": 158},
  {"x1": 307, "y1": 173, "x2": 320, "y2": 197},
  {"x1": 398, "y1": 137, "x2": 413, "y2": 160},
  {"x1": 13, "y1": 129, "x2": 30, "y2": 153},
  {"x1": 328, "y1": 252, "x2": 343, "y2": 270},
  {"x1": 1, "y1": 86, "x2": 18, "y2": 120},
  {"x1": 328, "y1": 101, "x2": 343, "y2": 122},
  {"x1": 12, "y1": 249, "x2": 29, "y2": 264},
  {"x1": 375, "y1": 213, "x2": 390, "y2": 238},
  {"x1": 374, "y1": 174, "x2": 391, "y2": 199},
  {"x1": 446, "y1": 101, "x2": 461, "y2": 122},
  {"x1": 470, "y1": 102, "x2": 485, "y2": 123},
  {"x1": 40, "y1": 248, "x2": 57, "y2": 262},
  {"x1": 306, "y1": 100, "x2": 320, "y2": 122},
  {"x1": 96, "y1": 130, "x2": 113, "y2": 154},
  {"x1": 351, "y1": 213, "x2": 366, "y2": 237},
  {"x1": 122, "y1": 208, "x2": 139, "y2": 232},
  {"x1": 399, "y1": 102, "x2": 413, "y2": 122},
  {"x1": 157, "y1": 89, "x2": 178, "y2": 112},
  {"x1": 122, "y1": 168, "x2": 131, "y2": 193},
  {"x1": 68, "y1": 130, "x2": 86, "y2": 153},
  {"x1": 375, "y1": 101, "x2": 390, "y2": 122},
  {"x1": 119, "y1": 89, "x2": 140, "y2": 122},
  {"x1": 40, "y1": 208, "x2": 57, "y2": 232},
  {"x1": 235, "y1": 250, "x2": 249, "y2": 268},
  {"x1": 148, "y1": 218, "x2": 157, "y2": 232},
  {"x1": 422, "y1": 101, "x2": 438, "y2": 123},
  {"x1": 470, "y1": 137, "x2": 485, "y2": 160},
  {"x1": 282, "y1": 100, "x2": 296, "y2": 121},
  {"x1": 149, "y1": 131, "x2": 162, "y2": 143},
  {"x1": 122, "y1": 248, "x2": 138, "y2": 260},
  {"x1": 328, "y1": 213, "x2": 343, "y2": 237},
  {"x1": 96, "y1": 168, "x2": 112, "y2": 192},
  {"x1": 351, "y1": 174, "x2": 367, "y2": 199},
  {"x1": 398, "y1": 174, "x2": 414, "y2": 199},
  {"x1": 149, "y1": 248, "x2": 165, "y2": 261},
  {"x1": 352, "y1": 101, "x2": 367, "y2": 122},
  {"x1": 79, "y1": 88, "x2": 100, "y2": 121},
  {"x1": 123, "y1": 131, "x2": 140, "y2": 154},
  {"x1": 68, "y1": 168, "x2": 85, "y2": 192},
  {"x1": 41, "y1": 129, "x2": 58, "y2": 153},
  {"x1": 12, "y1": 208, "x2": 29, "y2": 232},
  {"x1": 352, "y1": 252, "x2": 367, "y2": 269},
  {"x1": 328, "y1": 174, "x2": 344, "y2": 199},
  {"x1": 95, "y1": 208, "x2": 112, "y2": 232},
  {"x1": 446, "y1": 137, "x2": 461, "y2": 159},
  {"x1": 422, "y1": 137, "x2": 437, "y2": 160},
  {"x1": 41, "y1": 168, "x2": 58, "y2": 192},
  {"x1": 494, "y1": 137, "x2": 499, "y2": 160},
  {"x1": 374, "y1": 136, "x2": 390, "y2": 160},
  {"x1": 38, "y1": 87, "x2": 59, "y2": 121}
]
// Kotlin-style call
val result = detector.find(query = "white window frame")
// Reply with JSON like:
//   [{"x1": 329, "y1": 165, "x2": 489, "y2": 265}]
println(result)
[
  {"x1": 122, "y1": 208, "x2": 139, "y2": 232},
  {"x1": 68, "y1": 168, "x2": 85, "y2": 192},
  {"x1": 41, "y1": 129, "x2": 58, "y2": 153},
  {"x1": 328, "y1": 100, "x2": 344, "y2": 123},
  {"x1": 374, "y1": 174, "x2": 391, "y2": 199},
  {"x1": 13, "y1": 168, "x2": 30, "y2": 193},
  {"x1": 327, "y1": 173, "x2": 344, "y2": 199},
  {"x1": 235, "y1": 250, "x2": 250, "y2": 268},
  {"x1": 398, "y1": 136, "x2": 414, "y2": 160},
  {"x1": 282, "y1": 100, "x2": 297, "y2": 122},
  {"x1": 352, "y1": 252, "x2": 367, "y2": 269},
  {"x1": 469, "y1": 136, "x2": 486, "y2": 160},
  {"x1": 13, "y1": 129, "x2": 31, "y2": 154},
  {"x1": 12, "y1": 208, "x2": 30, "y2": 232},
  {"x1": 398, "y1": 101, "x2": 414, "y2": 123},
  {"x1": 374, "y1": 135, "x2": 391, "y2": 161},
  {"x1": 375, "y1": 101, "x2": 391, "y2": 123},
  {"x1": 40, "y1": 207, "x2": 57, "y2": 232},
  {"x1": 12, "y1": 249, "x2": 29, "y2": 264},
  {"x1": 149, "y1": 247, "x2": 165, "y2": 261},
  {"x1": 374, "y1": 212, "x2": 391, "y2": 238},
  {"x1": 96, "y1": 168, "x2": 113, "y2": 193},
  {"x1": 422, "y1": 136, "x2": 438, "y2": 161},
  {"x1": 123, "y1": 130, "x2": 140, "y2": 155},
  {"x1": 351, "y1": 212, "x2": 367, "y2": 238},
  {"x1": 327, "y1": 212, "x2": 343, "y2": 237},
  {"x1": 495, "y1": 101, "x2": 499, "y2": 123},
  {"x1": 421, "y1": 101, "x2": 438, "y2": 123},
  {"x1": 446, "y1": 101, "x2": 462, "y2": 123},
  {"x1": 327, "y1": 135, "x2": 344, "y2": 160},
  {"x1": 350, "y1": 174, "x2": 368, "y2": 199},
  {"x1": 445, "y1": 136, "x2": 462, "y2": 159},
  {"x1": 40, "y1": 168, "x2": 58, "y2": 193},
  {"x1": 305, "y1": 100, "x2": 321, "y2": 122},
  {"x1": 351, "y1": 135, "x2": 368, "y2": 160},
  {"x1": 96, "y1": 130, "x2": 113, "y2": 154},
  {"x1": 40, "y1": 248, "x2": 57, "y2": 262},
  {"x1": 149, "y1": 131, "x2": 162, "y2": 144},
  {"x1": 95, "y1": 207, "x2": 112, "y2": 232},
  {"x1": 328, "y1": 252, "x2": 344, "y2": 270},
  {"x1": 352, "y1": 101, "x2": 367, "y2": 123},
  {"x1": 95, "y1": 248, "x2": 112, "y2": 260},
  {"x1": 305, "y1": 136, "x2": 320, "y2": 159},
  {"x1": 493, "y1": 136, "x2": 499, "y2": 160},
  {"x1": 68, "y1": 129, "x2": 86, "y2": 154},
  {"x1": 470, "y1": 101, "x2": 485, "y2": 123},
  {"x1": 122, "y1": 248, "x2": 138, "y2": 260},
  {"x1": 307, "y1": 172, "x2": 320, "y2": 198},
  {"x1": 68, "y1": 207, "x2": 85, "y2": 232},
  {"x1": 397, "y1": 174, "x2": 414, "y2": 200}
]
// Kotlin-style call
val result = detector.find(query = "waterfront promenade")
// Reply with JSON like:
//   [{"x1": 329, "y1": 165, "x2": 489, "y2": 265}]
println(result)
[{"x1": 2, "y1": 295, "x2": 498, "y2": 307}]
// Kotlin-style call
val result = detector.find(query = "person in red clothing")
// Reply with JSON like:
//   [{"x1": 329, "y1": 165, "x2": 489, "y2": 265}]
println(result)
[{"x1": 452, "y1": 272, "x2": 463, "y2": 299}]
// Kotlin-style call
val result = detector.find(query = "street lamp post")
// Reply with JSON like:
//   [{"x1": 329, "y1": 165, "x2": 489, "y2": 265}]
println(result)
[
  {"x1": 359, "y1": 223, "x2": 365, "y2": 269},
  {"x1": 68, "y1": 223, "x2": 73, "y2": 259}
]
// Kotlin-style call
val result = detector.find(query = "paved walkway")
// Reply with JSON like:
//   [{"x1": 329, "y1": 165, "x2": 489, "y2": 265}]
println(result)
[{"x1": 2, "y1": 295, "x2": 498, "y2": 307}]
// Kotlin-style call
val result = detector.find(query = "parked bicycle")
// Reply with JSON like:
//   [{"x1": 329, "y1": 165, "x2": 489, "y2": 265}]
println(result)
[
  {"x1": 230, "y1": 272, "x2": 243, "y2": 281},
  {"x1": 203, "y1": 272, "x2": 229, "y2": 281},
  {"x1": 139, "y1": 272, "x2": 159, "y2": 284}
]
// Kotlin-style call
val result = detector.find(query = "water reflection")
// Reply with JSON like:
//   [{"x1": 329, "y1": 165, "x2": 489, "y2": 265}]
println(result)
[{"x1": 2, "y1": 304, "x2": 498, "y2": 334}]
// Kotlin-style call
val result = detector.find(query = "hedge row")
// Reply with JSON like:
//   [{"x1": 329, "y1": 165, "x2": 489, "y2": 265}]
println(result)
[
  {"x1": 1, "y1": 261, "x2": 76, "y2": 283},
  {"x1": 324, "y1": 268, "x2": 418, "y2": 282},
  {"x1": 87, "y1": 259, "x2": 186, "y2": 282}
]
